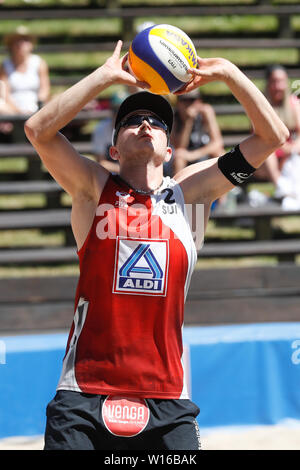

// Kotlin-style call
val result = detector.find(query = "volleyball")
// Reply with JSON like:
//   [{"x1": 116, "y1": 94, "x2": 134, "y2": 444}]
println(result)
[{"x1": 128, "y1": 24, "x2": 198, "y2": 95}]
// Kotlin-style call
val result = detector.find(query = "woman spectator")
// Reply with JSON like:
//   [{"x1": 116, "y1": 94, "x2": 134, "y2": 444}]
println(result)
[{"x1": 0, "y1": 25, "x2": 50, "y2": 115}]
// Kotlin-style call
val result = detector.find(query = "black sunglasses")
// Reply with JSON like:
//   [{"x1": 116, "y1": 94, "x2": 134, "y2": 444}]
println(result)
[{"x1": 114, "y1": 114, "x2": 169, "y2": 145}]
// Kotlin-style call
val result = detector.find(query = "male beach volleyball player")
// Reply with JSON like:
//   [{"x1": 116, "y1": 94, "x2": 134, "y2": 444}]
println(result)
[{"x1": 25, "y1": 41, "x2": 288, "y2": 450}]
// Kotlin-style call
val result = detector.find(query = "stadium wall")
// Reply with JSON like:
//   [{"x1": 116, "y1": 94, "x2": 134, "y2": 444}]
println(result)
[{"x1": 0, "y1": 323, "x2": 300, "y2": 439}]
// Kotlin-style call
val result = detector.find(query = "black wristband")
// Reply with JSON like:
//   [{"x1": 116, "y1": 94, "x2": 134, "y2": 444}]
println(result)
[{"x1": 217, "y1": 145, "x2": 256, "y2": 186}]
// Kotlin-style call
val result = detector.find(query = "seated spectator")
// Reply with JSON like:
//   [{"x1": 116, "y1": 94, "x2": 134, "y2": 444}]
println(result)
[
  {"x1": 171, "y1": 89, "x2": 224, "y2": 174},
  {"x1": 255, "y1": 65, "x2": 300, "y2": 207},
  {"x1": 91, "y1": 89, "x2": 130, "y2": 173},
  {"x1": 0, "y1": 26, "x2": 50, "y2": 114}
]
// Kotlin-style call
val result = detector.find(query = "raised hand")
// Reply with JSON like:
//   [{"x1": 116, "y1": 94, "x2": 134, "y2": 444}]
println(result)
[
  {"x1": 175, "y1": 57, "x2": 232, "y2": 95},
  {"x1": 103, "y1": 40, "x2": 150, "y2": 89}
]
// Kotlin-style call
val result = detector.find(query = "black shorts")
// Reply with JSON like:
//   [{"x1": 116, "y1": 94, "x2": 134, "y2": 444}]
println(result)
[{"x1": 44, "y1": 390, "x2": 201, "y2": 451}]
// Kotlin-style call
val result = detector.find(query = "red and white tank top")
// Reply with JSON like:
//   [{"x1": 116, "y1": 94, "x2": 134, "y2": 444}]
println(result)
[{"x1": 57, "y1": 174, "x2": 199, "y2": 399}]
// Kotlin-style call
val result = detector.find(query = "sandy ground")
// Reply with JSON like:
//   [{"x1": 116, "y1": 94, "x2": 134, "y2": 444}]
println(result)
[{"x1": 0, "y1": 422, "x2": 300, "y2": 450}]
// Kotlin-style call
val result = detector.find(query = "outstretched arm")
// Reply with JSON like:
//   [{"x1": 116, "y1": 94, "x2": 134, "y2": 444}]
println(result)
[
  {"x1": 24, "y1": 41, "x2": 148, "y2": 202},
  {"x1": 174, "y1": 57, "x2": 290, "y2": 204}
]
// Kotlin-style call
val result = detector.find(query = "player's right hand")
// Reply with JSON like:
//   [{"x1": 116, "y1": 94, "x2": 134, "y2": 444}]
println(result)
[{"x1": 103, "y1": 41, "x2": 150, "y2": 89}]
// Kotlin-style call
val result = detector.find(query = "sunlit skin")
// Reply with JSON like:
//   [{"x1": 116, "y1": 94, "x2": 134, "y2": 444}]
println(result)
[{"x1": 109, "y1": 110, "x2": 172, "y2": 191}]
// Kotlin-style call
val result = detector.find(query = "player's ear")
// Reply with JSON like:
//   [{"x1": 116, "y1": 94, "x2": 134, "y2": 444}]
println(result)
[
  {"x1": 164, "y1": 146, "x2": 172, "y2": 163},
  {"x1": 109, "y1": 146, "x2": 120, "y2": 161}
]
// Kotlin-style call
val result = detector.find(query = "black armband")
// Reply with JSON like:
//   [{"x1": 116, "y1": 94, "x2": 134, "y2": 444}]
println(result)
[{"x1": 218, "y1": 145, "x2": 256, "y2": 185}]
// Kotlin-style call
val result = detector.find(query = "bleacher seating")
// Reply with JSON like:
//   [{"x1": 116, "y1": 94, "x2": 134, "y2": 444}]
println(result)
[
  {"x1": 2, "y1": 2, "x2": 300, "y2": 152},
  {"x1": 1, "y1": 238, "x2": 300, "y2": 267},
  {"x1": 1, "y1": 1, "x2": 300, "y2": 331},
  {"x1": 2, "y1": 263, "x2": 300, "y2": 332}
]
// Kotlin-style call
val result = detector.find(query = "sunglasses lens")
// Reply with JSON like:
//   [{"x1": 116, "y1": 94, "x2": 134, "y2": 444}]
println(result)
[
  {"x1": 148, "y1": 116, "x2": 167, "y2": 130},
  {"x1": 114, "y1": 114, "x2": 169, "y2": 144},
  {"x1": 123, "y1": 115, "x2": 144, "y2": 127},
  {"x1": 123, "y1": 115, "x2": 167, "y2": 130}
]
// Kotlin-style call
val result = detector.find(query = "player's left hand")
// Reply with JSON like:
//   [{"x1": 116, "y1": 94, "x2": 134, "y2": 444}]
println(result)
[{"x1": 174, "y1": 57, "x2": 233, "y2": 95}]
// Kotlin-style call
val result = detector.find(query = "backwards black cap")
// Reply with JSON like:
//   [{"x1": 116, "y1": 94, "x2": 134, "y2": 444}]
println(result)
[{"x1": 112, "y1": 91, "x2": 173, "y2": 145}]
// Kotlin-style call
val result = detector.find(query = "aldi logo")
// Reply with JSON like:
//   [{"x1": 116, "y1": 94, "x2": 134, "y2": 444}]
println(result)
[{"x1": 113, "y1": 237, "x2": 169, "y2": 296}]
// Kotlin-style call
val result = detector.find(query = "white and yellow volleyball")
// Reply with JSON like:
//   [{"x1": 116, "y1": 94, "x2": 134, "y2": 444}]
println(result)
[{"x1": 128, "y1": 24, "x2": 198, "y2": 95}]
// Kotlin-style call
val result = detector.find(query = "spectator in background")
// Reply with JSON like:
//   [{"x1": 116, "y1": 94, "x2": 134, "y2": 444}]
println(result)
[
  {"x1": 92, "y1": 89, "x2": 129, "y2": 173},
  {"x1": 0, "y1": 26, "x2": 50, "y2": 114},
  {"x1": 255, "y1": 65, "x2": 300, "y2": 208},
  {"x1": 171, "y1": 89, "x2": 224, "y2": 174},
  {"x1": 0, "y1": 26, "x2": 50, "y2": 141}
]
